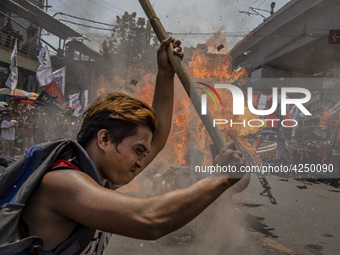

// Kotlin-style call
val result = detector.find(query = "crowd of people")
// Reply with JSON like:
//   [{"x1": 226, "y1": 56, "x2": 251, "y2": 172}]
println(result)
[
  {"x1": 0, "y1": 37, "x2": 253, "y2": 255},
  {"x1": 249, "y1": 133, "x2": 340, "y2": 188},
  {"x1": 0, "y1": 108, "x2": 81, "y2": 158},
  {"x1": 3, "y1": 104, "x2": 339, "y2": 189}
]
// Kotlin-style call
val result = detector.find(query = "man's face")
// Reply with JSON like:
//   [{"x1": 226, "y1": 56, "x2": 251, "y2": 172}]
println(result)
[{"x1": 101, "y1": 125, "x2": 153, "y2": 185}]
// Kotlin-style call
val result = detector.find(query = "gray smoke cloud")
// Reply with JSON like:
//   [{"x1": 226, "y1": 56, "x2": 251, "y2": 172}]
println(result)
[{"x1": 48, "y1": 0, "x2": 291, "y2": 49}]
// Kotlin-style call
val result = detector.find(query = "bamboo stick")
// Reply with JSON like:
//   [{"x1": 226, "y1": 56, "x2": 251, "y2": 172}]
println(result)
[{"x1": 139, "y1": 0, "x2": 227, "y2": 152}]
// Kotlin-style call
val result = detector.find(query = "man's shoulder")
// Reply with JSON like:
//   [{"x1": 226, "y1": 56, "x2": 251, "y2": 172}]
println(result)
[
  {"x1": 22, "y1": 169, "x2": 99, "y2": 251},
  {"x1": 38, "y1": 169, "x2": 104, "y2": 218},
  {"x1": 42, "y1": 169, "x2": 100, "y2": 191},
  {"x1": 35, "y1": 140, "x2": 102, "y2": 187}
]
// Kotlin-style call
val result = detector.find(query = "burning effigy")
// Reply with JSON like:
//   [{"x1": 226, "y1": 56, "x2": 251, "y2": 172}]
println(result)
[{"x1": 117, "y1": 30, "x2": 261, "y2": 200}]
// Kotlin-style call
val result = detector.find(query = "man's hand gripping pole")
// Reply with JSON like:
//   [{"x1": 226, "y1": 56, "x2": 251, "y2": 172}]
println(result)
[{"x1": 139, "y1": 0, "x2": 227, "y2": 153}]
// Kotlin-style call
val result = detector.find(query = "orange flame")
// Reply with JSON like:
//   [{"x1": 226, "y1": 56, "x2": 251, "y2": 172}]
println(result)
[
  {"x1": 107, "y1": 32, "x2": 259, "y2": 171},
  {"x1": 133, "y1": 74, "x2": 190, "y2": 166},
  {"x1": 187, "y1": 37, "x2": 259, "y2": 164}
]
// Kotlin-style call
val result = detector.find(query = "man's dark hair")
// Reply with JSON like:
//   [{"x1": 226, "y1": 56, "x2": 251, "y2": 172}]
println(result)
[{"x1": 77, "y1": 92, "x2": 156, "y2": 148}]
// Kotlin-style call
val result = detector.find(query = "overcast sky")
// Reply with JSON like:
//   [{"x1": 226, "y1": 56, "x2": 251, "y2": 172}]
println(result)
[{"x1": 45, "y1": 0, "x2": 291, "y2": 51}]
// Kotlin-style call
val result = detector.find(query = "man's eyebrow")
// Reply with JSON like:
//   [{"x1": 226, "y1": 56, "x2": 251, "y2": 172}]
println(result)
[{"x1": 135, "y1": 144, "x2": 150, "y2": 153}]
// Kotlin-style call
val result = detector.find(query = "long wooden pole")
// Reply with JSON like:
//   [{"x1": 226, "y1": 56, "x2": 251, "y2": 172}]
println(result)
[{"x1": 139, "y1": 0, "x2": 227, "y2": 152}]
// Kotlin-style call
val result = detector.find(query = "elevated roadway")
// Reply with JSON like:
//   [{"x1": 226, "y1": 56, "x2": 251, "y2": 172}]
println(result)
[{"x1": 229, "y1": 0, "x2": 340, "y2": 78}]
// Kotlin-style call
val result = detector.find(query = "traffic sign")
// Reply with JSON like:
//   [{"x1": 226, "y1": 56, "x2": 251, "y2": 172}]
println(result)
[{"x1": 329, "y1": 30, "x2": 340, "y2": 44}]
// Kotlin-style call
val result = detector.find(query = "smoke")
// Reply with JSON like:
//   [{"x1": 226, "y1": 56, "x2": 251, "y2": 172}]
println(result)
[
  {"x1": 205, "y1": 28, "x2": 228, "y2": 53},
  {"x1": 50, "y1": 0, "x2": 290, "y2": 50},
  {"x1": 189, "y1": 192, "x2": 247, "y2": 255},
  {"x1": 119, "y1": 171, "x2": 252, "y2": 255},
  {"x1": 48, "y1": 1, "x2": 291, "y2": 252}
]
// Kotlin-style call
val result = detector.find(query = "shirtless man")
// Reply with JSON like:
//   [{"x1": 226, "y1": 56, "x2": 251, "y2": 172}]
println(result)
[{"x1": 20, "y1": 38, "x2": 245, "y2": 254}]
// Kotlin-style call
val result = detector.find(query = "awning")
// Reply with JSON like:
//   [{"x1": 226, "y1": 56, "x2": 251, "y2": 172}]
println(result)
[{"x1": 2, "y1": 0, "x2": 86, "y2": 40}]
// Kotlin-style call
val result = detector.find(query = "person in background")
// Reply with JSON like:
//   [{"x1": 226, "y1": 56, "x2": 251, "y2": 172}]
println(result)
[
  {"x1": 22, "y1": 111, "x2": 35, "y2": 152},
  {"x1": 1, "y1": 112, "x2": 17, "y2": 157},
  {"x1": 65, "y1": 116, "x2": 77, "y2": 140},
  {"x1": 34, "y1": 112, "x2": 46, "y2": 144},
  {"x1": 252, "y1": 134, "x2": 265, "y2": 150},
  {"x1": 19, "y1": 38, "x2": 247, "y2": 255},
  {"x1": 44, "y1": 111, "x2": 57, "y2": 142}
]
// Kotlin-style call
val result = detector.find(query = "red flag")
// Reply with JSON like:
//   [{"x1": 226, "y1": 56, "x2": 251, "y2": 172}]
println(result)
[
  {"x1": 319, "y1": 101, "x2": 340, "y2": 127},
  {"x1": 44, "y1": 80, "x2": 66, "y2": 105}
]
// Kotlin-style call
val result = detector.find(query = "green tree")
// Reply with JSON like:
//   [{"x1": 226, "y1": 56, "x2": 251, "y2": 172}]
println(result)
[{"x1": 101, "y1": 12, "x2": 159, "y2": 80}]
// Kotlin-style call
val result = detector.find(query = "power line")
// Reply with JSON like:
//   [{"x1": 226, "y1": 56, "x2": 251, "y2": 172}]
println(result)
[
  {"x1": 55, "y1": 0, "x2": 92, "y2": 35},
  {"x1": 171, "y1": 32, "x2": 249, "y2": 37},
  {"x1": 250, "y1": 0, "x2": 260, "y2": 8},
  {"x1": 56, "y1": 0, "x2": 83, "y2": 17},
  {"x1": 256, "y1": 0, "x2": 267, "y2": 8},
  {"x1": 230, "y1": 13, "x2": 250, "y2": 46},
  {"x1": 51, "y1": 7, "x2": 59, "y2": 13},
  {"x1": 86, "y1": 0, "x2": 123, "y2": 15},
  {"x1": 58, "y1": 19, "x2": 113, "y2": 31},
  {"x1": 54, "y1": 12, "x2": 114, "y2": 27},
  {"x1": 98, "y1": 0, "x2": 125, "y2": 13}
]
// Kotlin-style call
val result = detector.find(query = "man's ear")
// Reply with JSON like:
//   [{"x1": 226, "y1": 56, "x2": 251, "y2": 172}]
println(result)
[{"x1": 97, "y1": 129, "x2": 110, "y2": 151}]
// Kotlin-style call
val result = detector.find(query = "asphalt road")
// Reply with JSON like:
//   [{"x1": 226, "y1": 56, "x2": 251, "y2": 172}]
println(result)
[
  {"x1": 234, "y1": 175, "x2": 340, "y2": 255},
  {"x1": 104, "y1": 175, "x2": 340, "y2": 255}
]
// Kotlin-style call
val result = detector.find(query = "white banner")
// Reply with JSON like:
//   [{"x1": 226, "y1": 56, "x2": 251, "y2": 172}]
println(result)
[
  {"x1": 36, "y1": 45, "x2": 53, "y2": 86},
  {"x1": 84, "y1": 90, "x2": 89, "y2": 109},
  {"x1": 69, "y1": 93, "x2": 82, "y2": 109},
  {"x1": 5, "y1": 39, "x2": 18, "y2": 90},
  {"x1": 53, "y1": 67, "x2": 66, "y2": 95}
]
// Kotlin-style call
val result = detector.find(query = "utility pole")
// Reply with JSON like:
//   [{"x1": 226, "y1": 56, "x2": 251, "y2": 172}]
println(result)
[
  {"x1": 42, "y1": 0, "x2": 52, "y2": 12},
  {"x1": 239, "y1": 2, "x2": 276, "y2": 21}
]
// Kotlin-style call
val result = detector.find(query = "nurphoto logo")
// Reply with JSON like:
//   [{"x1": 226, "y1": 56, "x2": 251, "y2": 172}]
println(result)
[{"x1": 199, "y1": 83, "x2": 312, "y2": 128}]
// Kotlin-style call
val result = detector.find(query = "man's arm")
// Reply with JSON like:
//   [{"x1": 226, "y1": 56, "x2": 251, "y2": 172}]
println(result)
[
  {"x1": 144, "y1": 37, "x2": 183, "y2": 167},
  {"x1": 41, "y1": 142, "x2": 244, "y2": 240},
  {"x1": 44, "y1": 171, "x2": 230, "y2": 240}
]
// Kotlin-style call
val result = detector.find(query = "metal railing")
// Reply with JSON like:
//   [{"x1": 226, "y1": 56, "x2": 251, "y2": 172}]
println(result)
[{"x1": 0, "y1": 30, "x2": 41, "y2": 60}]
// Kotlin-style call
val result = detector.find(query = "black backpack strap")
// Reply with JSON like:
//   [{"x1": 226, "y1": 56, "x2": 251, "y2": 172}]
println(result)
[
  {"x1": 0, "y1": 140, "x2": 102, "y2": 255},
  {"x1": 0, "y1": 156, "x2": 16, "y2": 168},
  {"x1": 72, "y1": 142, "x2": 101, "y2": 185},
  {"x1": 0, "y1": 236, "x2": 52, "y2": 255}
]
